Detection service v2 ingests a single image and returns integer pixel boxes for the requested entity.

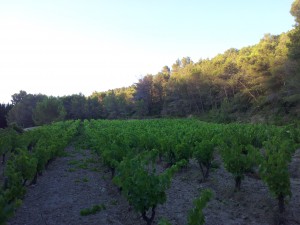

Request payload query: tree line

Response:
[1,0,299,128]
[0,92,104,128]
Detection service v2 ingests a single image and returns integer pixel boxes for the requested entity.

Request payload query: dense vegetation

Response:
[1,1,299,128]
[0,120,80,224]
[82,119,299,224]
[0,104,12,128]
[0,118,299,224]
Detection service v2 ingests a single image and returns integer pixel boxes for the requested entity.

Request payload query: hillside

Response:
[1,1,300,128]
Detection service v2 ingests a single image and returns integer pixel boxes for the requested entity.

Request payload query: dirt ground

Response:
[7,147,300,225]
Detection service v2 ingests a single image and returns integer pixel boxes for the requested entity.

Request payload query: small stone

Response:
[242,215,248,220]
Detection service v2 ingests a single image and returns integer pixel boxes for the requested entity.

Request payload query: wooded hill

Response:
[1,0,299,128]
[92,31,299,122]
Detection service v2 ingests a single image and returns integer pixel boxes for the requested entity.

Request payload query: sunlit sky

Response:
[0,0,296,103]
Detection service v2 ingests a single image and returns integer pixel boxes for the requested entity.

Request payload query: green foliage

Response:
[0,103,13,128]
[0,128,18,160]
[101,142,128,177]
[3,164,25,202]
[80,204,106,216]
[0,120,80,225]
[8,148,38,185]
[1,106,297,225]
[7,92,46,128]
[158,218,172,225]
[0,195,20,225]
[174,141,192,163]
[221,142,259,191]
[113,150,186,225]
[188,189,213,225]
[218,125,262,191]
[101,87,135,118]
[291,0,300,25]
[193,139,215,180]
[61,94,105,120]
[259,137,292,213]
[33,96,66,125]
[79,119,298,223]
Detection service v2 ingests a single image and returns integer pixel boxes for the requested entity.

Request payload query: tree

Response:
[288,0,300,60]
[11,91,27,105]
[163,76,190,116]
[171,59,181,73]
[181,56,192,67]
[102,90,119,118]
[61,94,88,120]
[0,104,13,128]
[161,65,171,76]
[7,94,46,128]
[134,75,154,116]
[33,97,66,125]
[151,72,170,115]
[86,97,104,119]
[70,94,88,120]
[288,28,300,61]
[281,0,300,116]
[100,87,134,119]
[291,0,300,25]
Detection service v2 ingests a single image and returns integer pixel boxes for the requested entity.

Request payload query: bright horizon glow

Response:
[0,0,295,103]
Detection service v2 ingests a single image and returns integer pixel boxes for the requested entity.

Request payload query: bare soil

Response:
[7,147,300,225]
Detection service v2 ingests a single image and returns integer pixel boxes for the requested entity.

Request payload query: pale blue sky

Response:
[0,0,296,103]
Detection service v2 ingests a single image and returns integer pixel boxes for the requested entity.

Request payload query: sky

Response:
[0,0,296,103]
